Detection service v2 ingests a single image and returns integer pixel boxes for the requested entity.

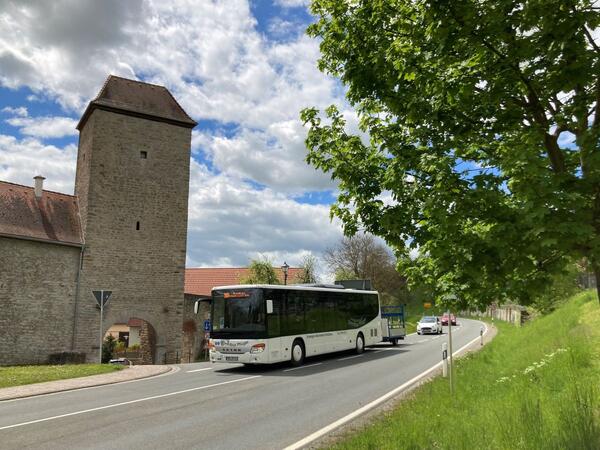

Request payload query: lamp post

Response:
[281,262,289,285]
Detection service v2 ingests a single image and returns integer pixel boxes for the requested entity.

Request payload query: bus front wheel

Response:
[291,339,305,366]
[355,333,365,354]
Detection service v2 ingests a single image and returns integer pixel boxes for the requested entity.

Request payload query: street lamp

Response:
[281,262,289,285]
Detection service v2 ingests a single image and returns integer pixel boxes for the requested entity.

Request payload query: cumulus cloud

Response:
[1,106,28,117]
[186,160,343,271]
[6,116,78,138]
[0,134,77,193]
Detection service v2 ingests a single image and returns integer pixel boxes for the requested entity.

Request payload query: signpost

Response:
[203,320,211,332]
[423,302,432,310]
[92,290,112,363]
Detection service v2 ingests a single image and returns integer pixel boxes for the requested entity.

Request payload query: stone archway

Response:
[104,317,158,365]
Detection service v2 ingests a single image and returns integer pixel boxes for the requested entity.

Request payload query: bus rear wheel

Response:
[355,333,365,354]
[291,339,305,366]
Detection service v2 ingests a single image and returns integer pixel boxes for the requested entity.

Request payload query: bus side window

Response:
[266,289,282,337]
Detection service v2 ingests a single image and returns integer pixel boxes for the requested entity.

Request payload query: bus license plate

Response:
[225,356,239,362]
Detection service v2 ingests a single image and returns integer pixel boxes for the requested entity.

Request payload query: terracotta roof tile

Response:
[184,267,305,296]
[0,181,82,246]
[77,75,197,130]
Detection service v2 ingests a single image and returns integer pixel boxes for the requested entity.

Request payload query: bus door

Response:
[266,290,283,361]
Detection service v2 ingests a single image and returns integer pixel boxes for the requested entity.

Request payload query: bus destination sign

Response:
[224,291,251,299]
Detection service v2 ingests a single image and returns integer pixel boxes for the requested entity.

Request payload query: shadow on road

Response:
[212,344,410,377]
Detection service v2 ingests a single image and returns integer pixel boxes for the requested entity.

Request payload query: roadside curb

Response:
[0,365,177,402]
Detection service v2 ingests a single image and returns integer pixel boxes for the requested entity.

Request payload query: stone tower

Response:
[73,75,196,363]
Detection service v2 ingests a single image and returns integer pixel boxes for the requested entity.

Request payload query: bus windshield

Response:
[212,288,266,336]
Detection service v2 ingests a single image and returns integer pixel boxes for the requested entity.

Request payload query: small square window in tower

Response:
[140,151,147,159]
[136,221,140,230]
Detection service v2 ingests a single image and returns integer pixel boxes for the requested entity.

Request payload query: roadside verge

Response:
[286,320,496,450]
[0,365,176,401]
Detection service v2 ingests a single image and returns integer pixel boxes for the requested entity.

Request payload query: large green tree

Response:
[302,0,600,307]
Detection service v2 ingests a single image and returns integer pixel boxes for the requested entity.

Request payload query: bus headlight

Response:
[250,343,265,353]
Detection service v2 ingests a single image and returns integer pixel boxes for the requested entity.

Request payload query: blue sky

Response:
[0,0,351,276]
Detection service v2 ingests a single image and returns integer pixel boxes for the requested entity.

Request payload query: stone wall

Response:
[0,237,81,365]
[73,109,191,363]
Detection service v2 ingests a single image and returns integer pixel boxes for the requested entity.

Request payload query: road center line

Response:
[186,368,212,373]
[0,375,261,431]
[338,354,362,361]
[284,321,489,450]
[283,363,322,372]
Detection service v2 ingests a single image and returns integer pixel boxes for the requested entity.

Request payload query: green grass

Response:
[330,290,600,450]
[0,364,123,388]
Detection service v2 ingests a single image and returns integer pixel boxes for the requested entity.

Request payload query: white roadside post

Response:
[447,309,454,394]
[480,326,484,346]
[442,342,448,377]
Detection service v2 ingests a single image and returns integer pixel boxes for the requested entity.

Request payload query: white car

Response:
[417,316,442,335]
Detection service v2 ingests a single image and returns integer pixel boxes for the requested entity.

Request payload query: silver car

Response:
[417,316,442,335]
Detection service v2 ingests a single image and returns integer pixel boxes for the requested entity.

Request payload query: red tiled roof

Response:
[184,267,305,296]
[77,75,197,130]
[0,181,82,246]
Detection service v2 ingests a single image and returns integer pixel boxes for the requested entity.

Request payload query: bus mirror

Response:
[193,300,200,315]
[266,299,273,314]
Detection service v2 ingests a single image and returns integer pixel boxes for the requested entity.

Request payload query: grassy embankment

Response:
[0,364,122,389]
[331,290,600,449]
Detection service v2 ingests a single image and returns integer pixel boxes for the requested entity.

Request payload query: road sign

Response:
[203,320,211,331]
[423,302,432,309]
[92,290,112,307]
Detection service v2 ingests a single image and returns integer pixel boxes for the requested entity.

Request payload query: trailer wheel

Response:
[391,339,398,346]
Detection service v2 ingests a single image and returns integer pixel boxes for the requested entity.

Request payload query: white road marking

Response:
[283,363,322,372]
[432,336,441,340]
[416,339,427,343]
[338,355,362,361]
[0,375,261,431]
[283,321,489,450]
[186,368,212,373]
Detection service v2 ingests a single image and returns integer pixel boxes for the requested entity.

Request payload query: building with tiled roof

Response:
[184,267,305,297]
[0,178,82,246]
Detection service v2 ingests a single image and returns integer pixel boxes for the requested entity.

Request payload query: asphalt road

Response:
[0,318,485,450]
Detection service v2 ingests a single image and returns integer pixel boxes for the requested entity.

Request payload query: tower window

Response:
[140,151,147,159]
[136,221,140,230]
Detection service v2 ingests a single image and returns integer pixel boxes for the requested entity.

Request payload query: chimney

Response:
[34,175,45,198]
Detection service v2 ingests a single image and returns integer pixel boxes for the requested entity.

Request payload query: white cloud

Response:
[1,106,28,117]
[0,134,77,193]
[6,116,78,138]
[186,160,343,274]
[274,0,310,8]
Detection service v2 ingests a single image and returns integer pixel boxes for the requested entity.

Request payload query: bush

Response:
[114,341,127,353]
[47,352,86,365]
[101,335,117,363]
[128,344,140,351]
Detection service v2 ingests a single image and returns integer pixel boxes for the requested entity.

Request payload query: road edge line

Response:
[283,320,489,450]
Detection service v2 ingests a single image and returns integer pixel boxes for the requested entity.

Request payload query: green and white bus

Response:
[209,284,381,365]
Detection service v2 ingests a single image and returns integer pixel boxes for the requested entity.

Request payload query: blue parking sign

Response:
[203,320,211,331]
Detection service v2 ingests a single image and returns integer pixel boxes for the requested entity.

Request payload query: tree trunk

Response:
[594,265,600,306]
